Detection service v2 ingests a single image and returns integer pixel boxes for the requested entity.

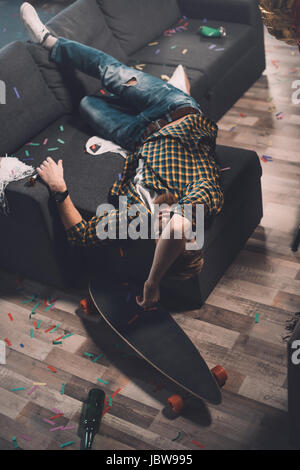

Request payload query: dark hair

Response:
[154,192,204,280]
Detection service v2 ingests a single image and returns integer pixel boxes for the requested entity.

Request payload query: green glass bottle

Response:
[198,25,226,38]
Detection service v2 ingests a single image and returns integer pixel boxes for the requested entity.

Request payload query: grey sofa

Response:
[0,0,264,309]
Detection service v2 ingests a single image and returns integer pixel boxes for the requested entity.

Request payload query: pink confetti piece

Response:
[28,385,38,395]
[19,434,31,441]
[43,138,48,145]
[43,418,55,426]
[62,425,75,431]
[52,408,62,414]
[50,426,64,432]
[220,167,231,171]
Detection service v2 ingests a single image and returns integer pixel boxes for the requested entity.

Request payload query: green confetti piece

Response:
[61,333,74,340]
[28,143,40,146]
[84,352,94,358]
[255,313,259,323]
[47,147,59,151]
[44,303,54,312]
[25,150,30,157]
[92,354,103,363]
[12,436,18,449]
[53,341,62,345]
[11,387,25,392]
[59,440,73,448]
[60,383,65,394]
[49,324,60,333]
[31,301,40,313]
[60,125,64,132]
[22,295,37,304]
[36,320,42,329]
[30,328,34,338]
[57,139,65,144]
[108,396,112,406]
[170,45,177,49]
[97,378,108,385]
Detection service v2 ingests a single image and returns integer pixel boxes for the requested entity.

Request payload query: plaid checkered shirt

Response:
[66,113,224,246]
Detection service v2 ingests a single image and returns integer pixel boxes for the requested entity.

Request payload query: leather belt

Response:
[142,106,200,140]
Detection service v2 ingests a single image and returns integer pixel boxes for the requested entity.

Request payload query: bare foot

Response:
[37,157,67,192]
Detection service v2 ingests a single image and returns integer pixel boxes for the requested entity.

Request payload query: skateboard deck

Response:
[89,276,222,405]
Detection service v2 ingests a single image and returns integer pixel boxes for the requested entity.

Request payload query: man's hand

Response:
[136,279,160,309]
[37,157,67,192]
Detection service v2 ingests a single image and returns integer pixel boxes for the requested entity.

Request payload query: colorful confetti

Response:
[12,436,18,449]
[13,87,20,99]
[92,354,103,363]
[28,385,38,395]
[97,378,108,385]
[59,441,74,448]
[11,387,25,392]
[8,313,13,321]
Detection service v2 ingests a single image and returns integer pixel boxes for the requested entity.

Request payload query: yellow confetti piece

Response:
[148,41,159,46]
[182,49,188,54]
[33,382,47,386]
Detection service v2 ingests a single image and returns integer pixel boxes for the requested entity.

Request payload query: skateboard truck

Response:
[164,365,228,418]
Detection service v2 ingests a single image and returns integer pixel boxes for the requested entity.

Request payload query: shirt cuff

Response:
[66,219,87,245]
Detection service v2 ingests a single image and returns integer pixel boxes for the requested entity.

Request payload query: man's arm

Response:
[37,157,83,230]
[136,213,191,308]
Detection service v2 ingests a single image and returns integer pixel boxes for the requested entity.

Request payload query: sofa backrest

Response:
[27,0,128,113]
[96,0,181,55]
[0,41,64,156]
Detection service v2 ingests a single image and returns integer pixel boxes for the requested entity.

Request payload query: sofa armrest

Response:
[178,0,262,28]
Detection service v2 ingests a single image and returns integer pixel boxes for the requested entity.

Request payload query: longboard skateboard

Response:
[84,275,227,416]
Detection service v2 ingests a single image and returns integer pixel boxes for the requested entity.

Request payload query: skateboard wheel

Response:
[167,394,184,414]
[211,365,228,387]
[80,297,91,315]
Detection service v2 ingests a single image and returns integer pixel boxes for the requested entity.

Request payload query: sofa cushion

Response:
[7,113,125,226]
[0,41,64,156]
[129,18,254,91]
[204,145,262,247]
[96,0,181,55]
[27,0,128,113]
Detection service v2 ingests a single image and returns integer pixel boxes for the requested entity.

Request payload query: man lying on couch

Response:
[20,2,224,308]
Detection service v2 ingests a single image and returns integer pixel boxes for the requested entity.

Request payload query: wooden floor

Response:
[1,28,300,451]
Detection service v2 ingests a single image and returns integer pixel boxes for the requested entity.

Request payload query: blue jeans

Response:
[50,37,202,151]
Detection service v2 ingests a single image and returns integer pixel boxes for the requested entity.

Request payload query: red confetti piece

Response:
[111,387,121,399]
[102,406,112,416]
[49,413,64,420]
[8,313,13,321]
[100,89,106,95]
[128,314,139,324]
[119,247,124,257]
[192,440,205,449]
[47,365,57,373]
[45,325,56,333]
[4,338,11,347]
[54,335,64,342]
